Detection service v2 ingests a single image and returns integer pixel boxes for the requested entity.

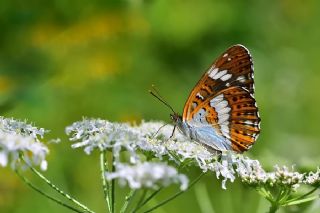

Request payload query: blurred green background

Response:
[1,0,320,212]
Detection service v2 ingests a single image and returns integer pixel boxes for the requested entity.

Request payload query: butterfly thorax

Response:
[170,113,191,138]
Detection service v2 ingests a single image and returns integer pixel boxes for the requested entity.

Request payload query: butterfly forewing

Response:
[183,45,255,121]
[180,44,260,153]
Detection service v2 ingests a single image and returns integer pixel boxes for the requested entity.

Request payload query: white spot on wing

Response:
[221,124,229,135]
[219,107,231,115]
[208,67,218,78]
[244,120,253,125]
[210,94,231,138]
[196,92,204,100]
[218,113,229,123]
[209,94,223,107]
[236,76,246,83]
[220,73,232,81]
[212,70,227,80]
[215,100,228,111]
[223,53,228,57]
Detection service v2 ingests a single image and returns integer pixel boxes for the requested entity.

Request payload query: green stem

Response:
[142,172,205,213]
[283,195,319,206]
[21,156,95,213]
[133,189,148,212]
[268,203,279,213]
[15,170,85,213]
[132,188,162,212]
[110,153,116,213]
[279,188,291,204]
[284,187,318,204]
[100,151,111,212]
[120,190,136,213]
[194,183,215,213]
[256,187,273,203]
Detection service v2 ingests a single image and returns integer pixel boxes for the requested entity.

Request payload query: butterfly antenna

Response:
[149,85,176,114]
[151,84,166,101]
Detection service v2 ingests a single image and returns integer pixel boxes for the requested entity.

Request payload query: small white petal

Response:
[0,151,8,167]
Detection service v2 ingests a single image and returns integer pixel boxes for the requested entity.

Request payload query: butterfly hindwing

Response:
[187,86,260,153]
[219,87,260,152]
[183,44,255,121]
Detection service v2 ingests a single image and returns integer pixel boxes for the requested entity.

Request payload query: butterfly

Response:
[166,44,261,153]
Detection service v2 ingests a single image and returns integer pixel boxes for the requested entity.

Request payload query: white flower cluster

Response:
[208,153,306,190]
[105,162,188,190]
[272,165,304,189]
[304,167,320,186]
[65,119,216,165]
[66,119,320,191]
[0,117,49,170]
[66,119,192,190]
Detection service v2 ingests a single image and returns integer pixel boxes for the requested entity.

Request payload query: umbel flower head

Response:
[304,167,320,187]
[65,119,216,165]
[66,118,315,190]
[105,162,188,190]
[0,117,49,170]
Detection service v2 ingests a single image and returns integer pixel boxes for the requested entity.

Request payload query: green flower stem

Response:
[267,187,284,213]
[279,188,291,204]
[100,151,111,212]
[283,195,319,206]
[256,187,273,203]
[21,156,95,213]
[268,203,279,213]
[131,188,162,212]
[194,183,215,213]
[120,189,136,213]
[15,170,84,213]
[110,153,115,213]
[134,189,148,211]
[284,187,318,204]
[142,172,206,213]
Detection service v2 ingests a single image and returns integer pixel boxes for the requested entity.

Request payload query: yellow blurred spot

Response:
[30,12,149,89]
[120,113,142,123]
[0,76,12,93]
[88,54,119,79]
[31,12,149,51]
[281,0,316,21]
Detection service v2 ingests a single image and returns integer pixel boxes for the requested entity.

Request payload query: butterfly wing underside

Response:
[182,44,260,153]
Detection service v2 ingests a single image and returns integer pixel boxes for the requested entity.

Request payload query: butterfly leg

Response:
[170,125,176,138]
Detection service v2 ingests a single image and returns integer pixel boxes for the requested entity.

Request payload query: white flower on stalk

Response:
[65,119,249,189]
[105,162,189,190]
[66,119,217,165]
[0,116,46,139]
[304,167,320,186]
[0,117,49,170]
[65,119,142,163]
[66,119,316,190]
[273,165,304,188]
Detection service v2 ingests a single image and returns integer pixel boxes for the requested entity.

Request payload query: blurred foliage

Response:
[1,0,320,212]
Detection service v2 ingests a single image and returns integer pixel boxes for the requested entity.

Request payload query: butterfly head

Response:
[170,113,182,124]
